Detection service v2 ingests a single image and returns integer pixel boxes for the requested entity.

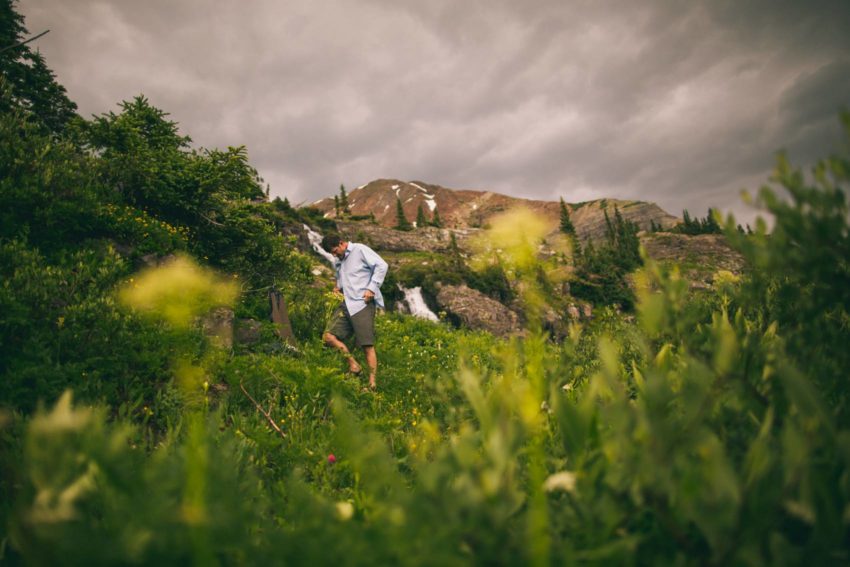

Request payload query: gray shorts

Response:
[326,302,376,347]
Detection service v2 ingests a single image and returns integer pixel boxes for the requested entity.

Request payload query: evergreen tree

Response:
[603,208,615,245]
[0,0,78,134]
[681,209,695,234]
[339,184,350,215]
[416,204,428,228]
[559,198,576,235]
[704,208,722,234]
[448,232,463,270]
[272,196,292,213]
[431,208,442,228]
[571,205,641,308]
[394,198,411,231]
[614,207,641,270]
[334,195,340,217]
[675,208,722,235]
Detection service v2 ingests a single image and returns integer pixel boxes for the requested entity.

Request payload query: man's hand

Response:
[363,289,375,303]
[333,286,342,296]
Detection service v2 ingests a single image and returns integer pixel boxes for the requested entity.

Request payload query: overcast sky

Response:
[20,0,850,224]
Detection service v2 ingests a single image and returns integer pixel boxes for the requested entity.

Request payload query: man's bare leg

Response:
[362,346,377,389]
[323,332,361,373]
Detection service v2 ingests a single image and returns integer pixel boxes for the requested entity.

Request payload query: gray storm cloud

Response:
[20,0,850,224]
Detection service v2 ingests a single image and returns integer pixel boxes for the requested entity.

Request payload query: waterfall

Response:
[400,285,439,322]
[303,224,336,264]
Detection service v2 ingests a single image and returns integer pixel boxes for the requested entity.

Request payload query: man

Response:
[321,233,388,390]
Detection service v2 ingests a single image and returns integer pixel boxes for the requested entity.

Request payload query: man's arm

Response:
[333,261,342,294]
[362,247,388,294]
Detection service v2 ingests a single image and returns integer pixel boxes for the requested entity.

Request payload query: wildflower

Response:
[335,501,354,520]
[543,471,577,493]
[327,453,337,464]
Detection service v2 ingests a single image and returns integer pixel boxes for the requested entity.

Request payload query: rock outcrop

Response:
[201,307,234,349]
[640,233,746,288]
[435,284,522,337]
[335,221,480,253]
[234,318,262,345]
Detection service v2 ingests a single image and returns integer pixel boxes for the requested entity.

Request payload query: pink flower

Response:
[327,453,337,464]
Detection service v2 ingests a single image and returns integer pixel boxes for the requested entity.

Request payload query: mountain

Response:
[307,178,679,240]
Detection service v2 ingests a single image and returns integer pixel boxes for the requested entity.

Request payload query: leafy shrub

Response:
[99,203,189,256]
[0,89,106,255]
[0,241,188,416]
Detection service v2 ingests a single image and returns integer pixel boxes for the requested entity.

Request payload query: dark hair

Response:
[321,233,343,252]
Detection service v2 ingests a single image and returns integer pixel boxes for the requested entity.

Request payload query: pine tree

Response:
[0,0,78,133]
[559,198,576,236]
[431,208,442,228]
[448,232,464,270]
[681,210,691,233]
[614,206,627,243]
[394,198,411,231]
[416,204,428,228]
[613,207,640,270]
[603,208,615,245]
[334,195,340,217]
[704,208,721,234]
[675,208,722,235]
[339,185,350,216]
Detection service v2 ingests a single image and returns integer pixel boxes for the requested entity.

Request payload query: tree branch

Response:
[199,211,225,227]
[0,30,50,55]
[239,378,287,439]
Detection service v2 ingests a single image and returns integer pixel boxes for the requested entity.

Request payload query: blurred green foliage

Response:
[6,117,847,564]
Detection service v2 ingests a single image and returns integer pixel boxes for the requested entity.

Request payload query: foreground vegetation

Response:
[2,4,850,563]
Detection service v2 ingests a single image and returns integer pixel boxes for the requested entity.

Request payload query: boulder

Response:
[235,318,262,345]
[435,284,521,337]
[201,307,234,349]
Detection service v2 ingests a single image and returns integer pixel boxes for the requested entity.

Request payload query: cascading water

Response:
[303,224,337,265]
[400,285,439,322]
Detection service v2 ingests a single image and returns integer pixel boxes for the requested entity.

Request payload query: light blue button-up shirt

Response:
[334,242,388,316]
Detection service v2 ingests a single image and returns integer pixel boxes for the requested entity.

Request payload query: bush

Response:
[0,240,194,425]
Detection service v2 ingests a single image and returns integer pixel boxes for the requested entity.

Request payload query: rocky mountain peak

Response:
[307,179,679,241]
